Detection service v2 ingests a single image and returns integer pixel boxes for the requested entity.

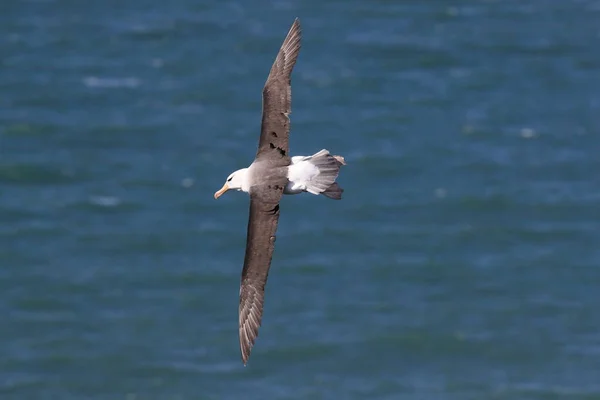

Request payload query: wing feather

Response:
[255,18,301,164]
[239,198,281,365]
[238,17,301,366]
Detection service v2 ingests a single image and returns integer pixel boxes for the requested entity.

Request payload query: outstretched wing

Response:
[239,197,281,365]
[255,18,301,165]
[238,17,301,366]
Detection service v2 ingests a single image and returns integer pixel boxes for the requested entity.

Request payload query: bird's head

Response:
[214,168,249,199]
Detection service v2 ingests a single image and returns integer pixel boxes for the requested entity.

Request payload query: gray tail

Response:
[322,182,344,200]
[304,149,346,199]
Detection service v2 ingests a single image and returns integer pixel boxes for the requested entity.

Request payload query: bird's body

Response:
[213,18,345,365]
[219,149,345,199]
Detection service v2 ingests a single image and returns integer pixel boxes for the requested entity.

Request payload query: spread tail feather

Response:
[304,149,345,198]
[322,182,343,200]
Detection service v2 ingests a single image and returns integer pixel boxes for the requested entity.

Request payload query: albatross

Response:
[214,18,346,365]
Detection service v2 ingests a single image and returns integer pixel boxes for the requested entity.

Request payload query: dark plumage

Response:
[213,18,345,366]
[238,18,302,365]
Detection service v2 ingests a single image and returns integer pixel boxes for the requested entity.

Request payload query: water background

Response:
[2,1,600,399]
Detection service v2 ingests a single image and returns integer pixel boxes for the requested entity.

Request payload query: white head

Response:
[214,168,250,199]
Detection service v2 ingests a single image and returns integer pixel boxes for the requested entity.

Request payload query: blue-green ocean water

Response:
[2,1,600,399]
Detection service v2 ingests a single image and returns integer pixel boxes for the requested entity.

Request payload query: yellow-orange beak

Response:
[214,183,229,199]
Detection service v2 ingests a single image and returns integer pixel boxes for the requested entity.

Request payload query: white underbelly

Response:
[284,157,319,195]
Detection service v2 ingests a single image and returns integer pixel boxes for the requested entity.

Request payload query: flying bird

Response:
[214,18,346,366]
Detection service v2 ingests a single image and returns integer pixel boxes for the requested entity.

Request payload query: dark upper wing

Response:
[238,18,300,366]
[255,18,301,165]
[239,197,281,365]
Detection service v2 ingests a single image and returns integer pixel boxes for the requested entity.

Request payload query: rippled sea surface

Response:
[2,1,600,399]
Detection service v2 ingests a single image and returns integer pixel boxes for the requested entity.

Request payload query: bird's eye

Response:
[227,177,232,182]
